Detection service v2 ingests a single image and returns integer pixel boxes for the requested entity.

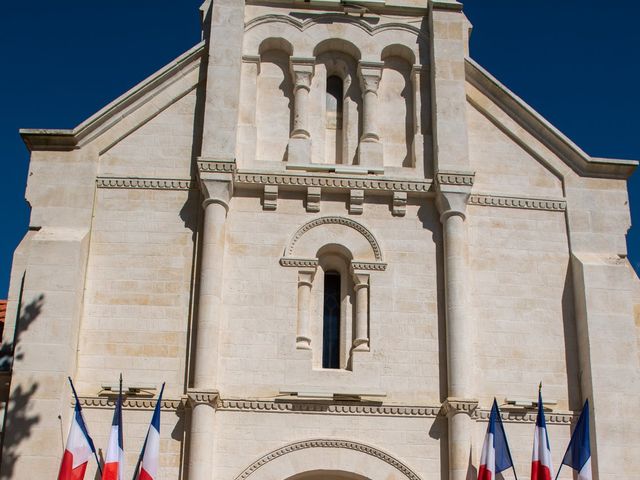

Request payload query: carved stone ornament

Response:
[440,398,479,417]
[436,171,475,187]
[77,396,185,411]
[186,390,219,407]
[216,399,575,424]
[470,194,567,212]
[197,158,237,174]
[234,439,422,480]
[358,62,384,94]
[283,216,384,262]
[96,177,196,190]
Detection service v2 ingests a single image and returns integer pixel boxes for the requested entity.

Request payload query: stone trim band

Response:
[95,176,568,212]
[75,396,576,424]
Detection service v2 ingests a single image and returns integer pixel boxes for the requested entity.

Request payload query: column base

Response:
[358,140,383,167]
[287,137,312,164]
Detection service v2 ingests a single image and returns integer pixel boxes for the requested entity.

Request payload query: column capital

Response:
[290,57,315,92]
[440,397,479,418]
[186,390,219,408]
[358,61,384,94]
[201,178,233,212]
[435,170,475,221]
[351,269,370,288]
[298,268,316,287]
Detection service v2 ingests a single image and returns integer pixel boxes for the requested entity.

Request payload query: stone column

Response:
[436,172,476,480]
[187,392,218,480]
[288,57,315,164]
[357,61,384,167]
[352,270,370,351]
[296,268,316,349]
[188,175,232,480]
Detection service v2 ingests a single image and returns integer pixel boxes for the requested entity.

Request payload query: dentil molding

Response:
[469,193,567,212]
[96,177,196,190]
[234,439,422,480]
[77,396,184,411]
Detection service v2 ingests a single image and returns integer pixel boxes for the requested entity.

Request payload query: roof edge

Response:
[20,40,207,152]
[465,57,638,180]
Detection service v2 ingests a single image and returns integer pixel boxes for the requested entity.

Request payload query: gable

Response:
[467,101,563,199]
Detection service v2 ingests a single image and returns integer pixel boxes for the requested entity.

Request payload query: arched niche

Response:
[256,38,294,163]
[280,216,385,268]
[233,439,422,480]
[379,46,416,168]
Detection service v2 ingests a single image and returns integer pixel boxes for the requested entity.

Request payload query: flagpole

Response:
[495,399,518,480]
[131,382,165,480]
[68,377,103,476]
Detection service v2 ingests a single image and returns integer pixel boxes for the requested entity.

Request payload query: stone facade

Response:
[2,1,639,480]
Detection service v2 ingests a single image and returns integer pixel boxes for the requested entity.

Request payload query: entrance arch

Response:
[234,439,421,480]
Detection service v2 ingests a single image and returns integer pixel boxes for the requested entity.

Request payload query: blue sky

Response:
[0,1,638,298]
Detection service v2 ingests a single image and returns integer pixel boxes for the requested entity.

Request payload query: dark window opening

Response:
[322,271,341,369]
[326,76,343,130]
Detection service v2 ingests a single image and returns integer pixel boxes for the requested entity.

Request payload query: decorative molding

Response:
[349,189,365,214]
[436,172,475,187]
[219,399,438,417]
[77,396,184,411]
[96,177,196,190]
[198,159,237,174]
[245,14,426,40]
[474,408,576,425]
[263,185,278,211]
[186,390,219,407]
[216,399,575,424]
[392,191,408,217]
[234,439,422,480]
[235,172,432,194]
[351,261,387,271]
[280,258,319,268]
[440,398,479,417]
[469,194,567,212]
[284,216,384,263]
[306,186,321,213]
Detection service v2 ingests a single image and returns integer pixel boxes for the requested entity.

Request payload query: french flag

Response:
[136,383,165,480]
[102,393,125,480]
[531,389,554,480]
[58,401,98,480]
[560,399,592,480]
[478,399,515,480]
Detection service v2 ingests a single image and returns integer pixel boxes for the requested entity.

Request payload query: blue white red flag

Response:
[137,383,165,480]
[102,393,125,480]
[58,401,98,480]
[561,399,592,480]
[478,399,515,480]
[531,389,554,480]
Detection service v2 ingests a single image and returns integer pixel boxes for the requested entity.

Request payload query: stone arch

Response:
[282,216,384,265]
[259,37,294,57]
[234,439,422,480]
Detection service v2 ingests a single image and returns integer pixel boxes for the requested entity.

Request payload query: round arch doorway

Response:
[287,470,369,480]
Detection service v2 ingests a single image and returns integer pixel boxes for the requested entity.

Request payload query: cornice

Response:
[465,58,637,180]
[469,194,567,212]
[235,171,433,194]
[219,399,439,417]
[96,177,196,191]
[474,408,575,425]
[198,159,237,174]
[77,396,184,411]
[436,172,475,187]
[280,258,320,268]
[21,42,206,152]
[94,175,568,214]
[216,399,575,424]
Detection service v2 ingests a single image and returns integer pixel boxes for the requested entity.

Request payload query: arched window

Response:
[322,271,341,369]
[326,75,344,164]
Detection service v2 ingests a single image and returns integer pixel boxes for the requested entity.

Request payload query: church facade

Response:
[2,1,639,479]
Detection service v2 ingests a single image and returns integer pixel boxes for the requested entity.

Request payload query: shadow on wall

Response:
[0,292,44,478]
